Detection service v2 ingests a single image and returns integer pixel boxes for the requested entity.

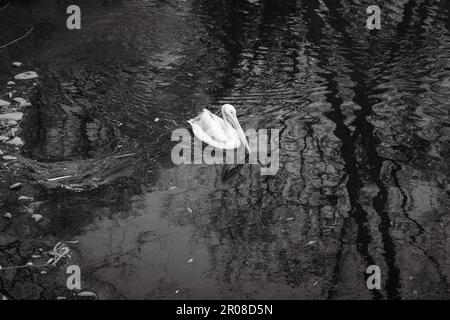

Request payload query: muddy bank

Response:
[0,61,155,299]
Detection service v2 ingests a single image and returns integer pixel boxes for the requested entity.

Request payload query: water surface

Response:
[0,0,449,299]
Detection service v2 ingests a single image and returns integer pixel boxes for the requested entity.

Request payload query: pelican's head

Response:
[221,104,251,153]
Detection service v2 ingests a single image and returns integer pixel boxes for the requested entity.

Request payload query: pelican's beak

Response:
[228,114,251,153]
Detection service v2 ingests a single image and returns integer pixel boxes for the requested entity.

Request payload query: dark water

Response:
[0,0,449,299]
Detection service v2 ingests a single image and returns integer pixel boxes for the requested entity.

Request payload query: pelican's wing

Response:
[188,109,240,149]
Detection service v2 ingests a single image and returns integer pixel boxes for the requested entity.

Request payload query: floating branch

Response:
[0,1,11,13]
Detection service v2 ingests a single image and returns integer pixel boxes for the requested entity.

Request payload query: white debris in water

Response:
[56,296,67,300]
[154,118,159,122]
[40,270,47,274]
[12,62,22,67]
[13,97,31,107]
[46,175,73,182]
[9,182,22,190]
[169,186,176,190]
[7,81,15,86]
[0,112,23,121]
[175,290,180,294]
[113,153,135,159]
[31,254,41,259]
[14,71,38,80]
[31,214,43,223]
[26,262,33,266]
[187,258,194,263]
[0,99,10,107]
[6,137,24,147]
[306,240,317,246]
[3,213,12,219]
[286,217,294,221]
[187,208,192,213]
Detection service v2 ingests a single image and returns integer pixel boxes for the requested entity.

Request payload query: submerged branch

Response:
[0,26,34,50]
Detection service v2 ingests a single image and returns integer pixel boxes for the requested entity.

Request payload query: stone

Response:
[6,137,24,146]
[0,112,23,121]
[0,99,10,107]
[2,155,17,160]
[31,214,43,223]
[8,127,18,137]
[18,196,34,202]
[12,62,22,67]
[77,291,97,299]
[13,97,31,107]
[14,71,38,80]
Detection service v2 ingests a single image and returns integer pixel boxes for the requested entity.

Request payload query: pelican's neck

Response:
[222,109,233,130]
[221,108,226,122]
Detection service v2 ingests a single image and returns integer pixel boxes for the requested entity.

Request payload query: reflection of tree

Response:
[191,0,450,299]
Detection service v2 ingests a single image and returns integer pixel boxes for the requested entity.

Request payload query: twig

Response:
[0,263,48,271]
[64,94,75,105]
[47,175,73,182]
[0,26,34,50]
[113,153,136,159]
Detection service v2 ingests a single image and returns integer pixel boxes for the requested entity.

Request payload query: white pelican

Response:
[188,104,250,152]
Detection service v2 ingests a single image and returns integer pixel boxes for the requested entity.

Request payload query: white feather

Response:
[188,108,243,150]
